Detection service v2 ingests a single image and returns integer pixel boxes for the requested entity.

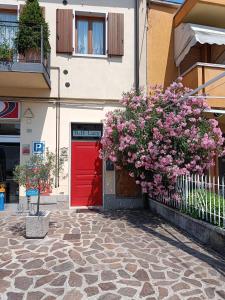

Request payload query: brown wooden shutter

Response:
[56,9,73,54]
[108,13,124,56]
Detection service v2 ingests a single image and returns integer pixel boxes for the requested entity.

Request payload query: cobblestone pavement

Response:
[0,209,225,300]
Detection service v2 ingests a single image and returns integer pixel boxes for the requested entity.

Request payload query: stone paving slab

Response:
[0,210,225,299]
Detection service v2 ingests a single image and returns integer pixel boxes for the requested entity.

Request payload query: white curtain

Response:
[92,21,104,55]
[77,20,88,54]
[0,12,17,48]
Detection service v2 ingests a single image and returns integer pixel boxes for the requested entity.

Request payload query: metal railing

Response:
[154,174,225,228]
[0,21,50,75]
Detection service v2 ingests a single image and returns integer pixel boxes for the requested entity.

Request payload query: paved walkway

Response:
[0,210,225,300]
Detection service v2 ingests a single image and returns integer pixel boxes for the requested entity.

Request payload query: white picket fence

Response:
[157,174,225,228]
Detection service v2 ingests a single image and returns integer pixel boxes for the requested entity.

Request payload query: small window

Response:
[0,10,17,49]
[71,123,102,141]
[75,16,105,55]
[0,10,17,23]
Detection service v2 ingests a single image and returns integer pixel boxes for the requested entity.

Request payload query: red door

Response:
[71,141,103,206]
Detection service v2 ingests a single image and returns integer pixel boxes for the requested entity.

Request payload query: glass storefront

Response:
[0,143,20,203]
[0,120,20,204]
[0,123,20,135]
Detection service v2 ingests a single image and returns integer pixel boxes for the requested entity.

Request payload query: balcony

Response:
[0,21,50,90]
[174,0,225,29]
[182,62,225,108]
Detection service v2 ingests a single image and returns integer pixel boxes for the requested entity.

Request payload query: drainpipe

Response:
[50,66,61,188]
[135,0,139,92]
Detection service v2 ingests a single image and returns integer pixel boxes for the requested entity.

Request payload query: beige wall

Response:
[20,101,119,198]
[0,0,140,100]
[147,3,178,88]
[0,0,148,99]
[0,0,148,202]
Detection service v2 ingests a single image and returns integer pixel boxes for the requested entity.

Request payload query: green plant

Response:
[183,189,225,227]
[101,79,224,199]
[0,41,13,61]
[14,149,67,216]
[15,0,50,58]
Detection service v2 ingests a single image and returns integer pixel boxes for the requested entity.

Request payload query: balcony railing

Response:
[0,21,50,77]
[181,62,225,108]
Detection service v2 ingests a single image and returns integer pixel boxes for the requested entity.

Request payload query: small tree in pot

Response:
[15,0,50,62]
[14,149,67,238]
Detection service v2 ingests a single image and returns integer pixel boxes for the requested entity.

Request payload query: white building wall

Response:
[19,0,136,100]
[0,0,147,206]
[20,101,119,200]
[0,0,148,99]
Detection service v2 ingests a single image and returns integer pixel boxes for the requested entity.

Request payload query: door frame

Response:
[69,122,104,209]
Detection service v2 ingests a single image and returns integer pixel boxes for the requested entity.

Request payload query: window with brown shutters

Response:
[108,13,124,56]
[56,9,73,54]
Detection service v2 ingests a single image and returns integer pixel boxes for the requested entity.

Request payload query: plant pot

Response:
[26,211,50,238]
[24,48,41,63]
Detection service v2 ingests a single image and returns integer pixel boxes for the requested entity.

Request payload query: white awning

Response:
[174,23,225,67]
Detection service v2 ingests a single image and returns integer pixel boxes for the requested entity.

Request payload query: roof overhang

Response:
[175,23,225,66]
[174,0,225,29]
[148,0,180,8]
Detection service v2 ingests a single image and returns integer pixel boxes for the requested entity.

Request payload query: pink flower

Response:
[100,81,224,201]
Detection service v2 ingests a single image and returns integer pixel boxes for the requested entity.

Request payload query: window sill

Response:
[72,53,108,59]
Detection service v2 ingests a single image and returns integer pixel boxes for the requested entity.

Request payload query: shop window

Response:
[0,123,20,135]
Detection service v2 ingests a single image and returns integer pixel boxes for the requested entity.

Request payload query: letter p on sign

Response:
[33,141,45,154]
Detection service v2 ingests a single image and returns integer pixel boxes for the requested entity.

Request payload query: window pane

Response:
[92,21,104,55]
[0,123,20,135]
[0,12,17,23]
[0,13,17,48]
[77,20,88,54]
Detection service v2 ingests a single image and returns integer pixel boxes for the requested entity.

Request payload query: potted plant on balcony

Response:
[15,0,50,63]
[14,149,67,238]
[0,40,13,62]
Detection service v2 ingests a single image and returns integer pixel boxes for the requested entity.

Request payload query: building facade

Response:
[147,0,225,178]
[3,0,224,209]
[0,0,147,208]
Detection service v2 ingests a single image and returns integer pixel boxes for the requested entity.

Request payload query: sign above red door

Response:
[0,101,20,119]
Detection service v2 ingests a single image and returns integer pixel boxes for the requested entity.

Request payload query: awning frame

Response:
[175,23,225,67]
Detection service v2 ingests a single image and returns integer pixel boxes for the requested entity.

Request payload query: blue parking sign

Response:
[33,141,45,154]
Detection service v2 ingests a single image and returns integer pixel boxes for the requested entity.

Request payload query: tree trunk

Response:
[143,193,149,209]
[36,185,41,216]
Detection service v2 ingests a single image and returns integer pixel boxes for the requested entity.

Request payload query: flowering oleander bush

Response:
[100,79,224,200]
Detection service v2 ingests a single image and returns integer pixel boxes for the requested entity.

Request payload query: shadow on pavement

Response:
[97,209,225,277]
